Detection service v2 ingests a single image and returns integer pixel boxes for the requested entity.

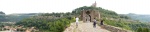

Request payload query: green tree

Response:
[137,27,149,32]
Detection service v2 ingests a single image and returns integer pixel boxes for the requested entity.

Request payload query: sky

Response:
[0,0,150,15]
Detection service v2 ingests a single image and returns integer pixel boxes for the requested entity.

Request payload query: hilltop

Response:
[72,6,130,19]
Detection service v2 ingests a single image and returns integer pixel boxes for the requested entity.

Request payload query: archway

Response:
[86,11,91,22]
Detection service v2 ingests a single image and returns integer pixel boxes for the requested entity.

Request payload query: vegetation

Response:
[0,22,14,31]
[0,11,6,22]
[103,16,150,32]
[126,13,150,22]
[72,6,150,32]
[6,15,32,22]
[16,15,75,32]
[72,6,130,19]
[14,6,150,32]
[0,13,38,22]
[137,27,150,32]
[41,12,72,17]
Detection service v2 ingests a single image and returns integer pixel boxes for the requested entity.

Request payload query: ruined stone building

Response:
[80,1,101,22]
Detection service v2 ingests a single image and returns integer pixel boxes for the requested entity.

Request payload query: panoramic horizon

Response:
[1,0,150,32]
[0,0,150,15]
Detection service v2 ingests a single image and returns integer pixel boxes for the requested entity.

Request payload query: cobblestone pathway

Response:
[64,21,110,32]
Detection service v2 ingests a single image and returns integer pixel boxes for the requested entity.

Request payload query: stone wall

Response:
[100,24,131,32]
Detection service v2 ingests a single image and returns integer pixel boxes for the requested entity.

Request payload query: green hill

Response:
[72,6,130,19]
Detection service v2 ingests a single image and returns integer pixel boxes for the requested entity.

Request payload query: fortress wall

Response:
[100,24,131,32]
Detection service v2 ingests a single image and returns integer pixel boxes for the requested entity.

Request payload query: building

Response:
[80,1,101,22]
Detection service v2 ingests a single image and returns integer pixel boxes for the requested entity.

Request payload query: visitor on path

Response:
[100,20,104,25]
[93,18,97,28]
[76,17,79,28]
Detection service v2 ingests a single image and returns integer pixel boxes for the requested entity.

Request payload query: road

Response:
[64,21,110,32]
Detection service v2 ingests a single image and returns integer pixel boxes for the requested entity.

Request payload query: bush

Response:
[137,27,150,32]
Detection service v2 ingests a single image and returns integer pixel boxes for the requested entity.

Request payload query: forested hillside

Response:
[16,13,75,32]
[125,13,150,22]
[0,13,39,22]
[6,13,39,22]
[0,11,6,22]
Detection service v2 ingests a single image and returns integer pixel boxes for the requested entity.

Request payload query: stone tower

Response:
[81,1,101,22]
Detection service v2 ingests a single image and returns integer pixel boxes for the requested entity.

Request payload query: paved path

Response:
[64,21,110,32]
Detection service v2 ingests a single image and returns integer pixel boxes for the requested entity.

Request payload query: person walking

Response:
[76,17,79,28]
[93,18,97,28]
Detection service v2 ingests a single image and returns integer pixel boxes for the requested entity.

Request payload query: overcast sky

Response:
[0,0,150,15]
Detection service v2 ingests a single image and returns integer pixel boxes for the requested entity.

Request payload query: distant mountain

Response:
[0,13,42,22]
[0,11,6,22]
[6,13,42,22]
[125,13,150,22]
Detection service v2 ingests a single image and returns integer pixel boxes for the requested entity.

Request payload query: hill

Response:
[72,6,130,19]
[0,11,6,22]
[6,13,40,22]
[0,13,41,22]
[125,13,150,22]
[15,6,150,32]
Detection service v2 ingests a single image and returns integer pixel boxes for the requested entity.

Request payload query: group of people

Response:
[93,18,104,28]
[75,17,104,28]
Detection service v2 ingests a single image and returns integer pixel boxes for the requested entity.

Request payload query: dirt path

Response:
[64,21,110,32]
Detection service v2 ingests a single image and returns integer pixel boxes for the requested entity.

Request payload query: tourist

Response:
[93,18,96,28]
[76,17,79,28]
[100,20,104,25]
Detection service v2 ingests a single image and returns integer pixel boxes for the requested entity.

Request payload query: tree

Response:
[137,27,150,32]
